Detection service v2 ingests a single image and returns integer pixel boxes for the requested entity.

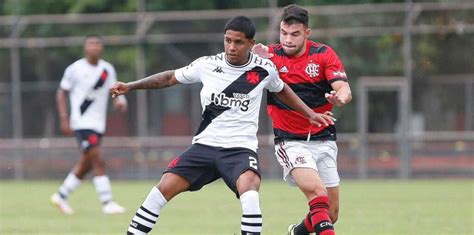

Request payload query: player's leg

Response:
[127,172,190,235]
[327,186,339,223]
[237,170,262,235]
[88,145,125,214]
[291,168,334,235]
[218,149,262,235]
[276,141,335,235]
[50,130,94,214]
[314,141,340,226]
[127,143,218,234]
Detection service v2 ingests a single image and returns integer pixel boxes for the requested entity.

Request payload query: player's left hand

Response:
[325,90,346,107]
[308,112,336,127]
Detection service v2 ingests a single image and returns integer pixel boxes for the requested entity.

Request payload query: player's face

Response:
[83,37,103,59]
[224,30,255,65]
[280,22,310,57]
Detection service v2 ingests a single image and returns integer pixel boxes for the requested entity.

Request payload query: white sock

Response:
[240,190,262,234]
[58,173,81,199]
[127,187,167,235]
[93,175,113,205]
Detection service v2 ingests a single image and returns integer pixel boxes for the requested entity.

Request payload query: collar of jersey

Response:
[224,52,253,68]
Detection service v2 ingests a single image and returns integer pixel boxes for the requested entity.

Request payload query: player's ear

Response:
[305,28,311,39]
[250,39,256,46]
[248,39,256,49]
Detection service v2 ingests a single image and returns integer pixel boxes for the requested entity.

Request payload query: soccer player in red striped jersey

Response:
[253,4,352,235]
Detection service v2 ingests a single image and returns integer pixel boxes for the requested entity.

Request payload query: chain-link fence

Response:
[0,2,473,179]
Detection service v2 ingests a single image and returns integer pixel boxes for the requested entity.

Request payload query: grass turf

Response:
[0,180,472,234]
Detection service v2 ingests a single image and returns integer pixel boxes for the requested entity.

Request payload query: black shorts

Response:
[74,129,103,152]
[164,143,261,198]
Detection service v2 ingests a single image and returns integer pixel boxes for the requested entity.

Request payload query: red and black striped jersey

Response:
[267,40,348,142]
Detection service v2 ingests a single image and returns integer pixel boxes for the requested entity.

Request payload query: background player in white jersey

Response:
[50,35,128,215]
[111,16,335,235]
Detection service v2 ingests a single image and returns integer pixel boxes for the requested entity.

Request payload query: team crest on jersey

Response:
[246,71,260,84]
[305,63,319,78]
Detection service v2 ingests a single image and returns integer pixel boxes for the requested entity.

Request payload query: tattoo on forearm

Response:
[130,71,174,90]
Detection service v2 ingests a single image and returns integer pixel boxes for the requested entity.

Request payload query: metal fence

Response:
[0,2,473,179]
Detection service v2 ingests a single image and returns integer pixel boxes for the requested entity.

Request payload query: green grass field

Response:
[0,180,472,235]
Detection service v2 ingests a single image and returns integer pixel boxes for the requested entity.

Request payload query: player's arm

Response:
[56,88,72,135]
[274,84,335,127]
[110,70,179,98]
[324,47,352,107]
[326,80,352,107]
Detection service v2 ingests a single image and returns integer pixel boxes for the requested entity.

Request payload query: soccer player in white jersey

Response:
[111,16,335,235]
[50,35,128,215]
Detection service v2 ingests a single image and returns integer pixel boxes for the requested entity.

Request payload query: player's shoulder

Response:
[307,40,337,55]
[251,53,277,71]
[189,52,225,67]
[64,58,86,73]
[99,59,115,70]
[268,43,286,57]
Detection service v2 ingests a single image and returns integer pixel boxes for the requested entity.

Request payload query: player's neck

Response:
[86,57,100,65]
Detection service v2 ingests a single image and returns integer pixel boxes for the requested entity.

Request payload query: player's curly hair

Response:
[281,4,309,27]
[224,16,256,39]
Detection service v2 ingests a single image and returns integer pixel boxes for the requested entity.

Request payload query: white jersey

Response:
[59,58,117,133]
[175,52,284,152]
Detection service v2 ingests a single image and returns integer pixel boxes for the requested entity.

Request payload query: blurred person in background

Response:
[253,4,352,235]
[50,35,128,215]
[111,16,335,235]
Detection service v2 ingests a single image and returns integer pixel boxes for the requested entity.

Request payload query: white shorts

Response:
[275,140,340,187]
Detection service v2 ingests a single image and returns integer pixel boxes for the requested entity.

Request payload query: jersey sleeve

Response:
[106,65,118,88]
[265,67,285,93]
[59,66,74,91]
[324,47,348,84]
[174,57,203,84]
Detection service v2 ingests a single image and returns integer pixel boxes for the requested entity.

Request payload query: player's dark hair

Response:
[281,4,309,27]
[84,34,103,43]
[224,16,256,39]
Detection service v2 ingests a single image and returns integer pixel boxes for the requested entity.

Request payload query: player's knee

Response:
[237,170,260,193]
[157,173,190,201]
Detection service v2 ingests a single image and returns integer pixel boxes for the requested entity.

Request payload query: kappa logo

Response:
[212,66,224,73]
[332,71,347,78]
[279,66,289,73]
[305,63,319,77]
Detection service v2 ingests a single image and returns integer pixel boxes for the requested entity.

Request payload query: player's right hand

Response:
[308,112,336,127]
[252,43,274,59]
[110,82,130,98]
[60,120,72,136]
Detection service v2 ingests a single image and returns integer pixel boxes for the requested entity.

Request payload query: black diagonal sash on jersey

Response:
[195,66,269,135]
[80,69,108,115]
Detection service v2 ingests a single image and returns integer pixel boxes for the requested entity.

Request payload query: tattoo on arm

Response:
[129,70,176,90]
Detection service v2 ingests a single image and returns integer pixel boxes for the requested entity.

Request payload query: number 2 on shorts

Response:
[249,156,258,170]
